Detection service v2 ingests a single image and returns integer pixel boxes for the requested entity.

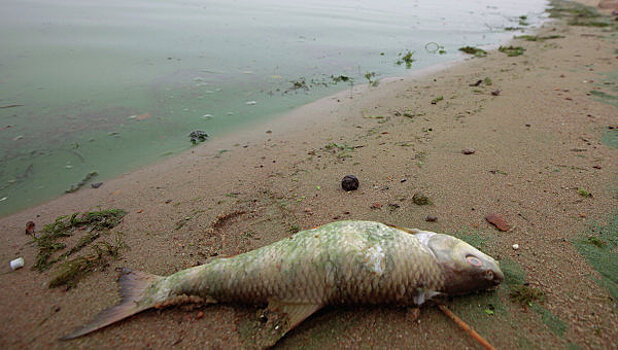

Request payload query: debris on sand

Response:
[10,257,25,270]
[33,209,126,271]
[509,284,545,305]
[341,175,359,191]
[25,221,36,235]
[459,46,488,57]
[498,46,525,57]
[462,148,476,155]
[189,130,209,144]
[485,213,511,231]
[425,215,438,222]
[412,193,432,205]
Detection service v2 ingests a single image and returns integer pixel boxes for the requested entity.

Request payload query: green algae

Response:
[458,46,488,57]
[48,236,125,289]
[529,303,567,337]
[498,257,567,338]
[601,128,618,149]
[574,214,618,301]
[548,0,615,28]
[33,209,126,271]
[590,90,618,108]
[499,46,526,57]
[396,50,415,68]
[514,35,564,41]
[509,285,545,306]
[454,230,489,251]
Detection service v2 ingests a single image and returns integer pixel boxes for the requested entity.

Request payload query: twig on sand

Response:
[438,304,496,350]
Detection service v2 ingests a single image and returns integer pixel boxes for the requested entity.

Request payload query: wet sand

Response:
[1,1,616,349]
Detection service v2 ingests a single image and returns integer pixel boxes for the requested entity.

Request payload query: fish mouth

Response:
[484,267,504,286]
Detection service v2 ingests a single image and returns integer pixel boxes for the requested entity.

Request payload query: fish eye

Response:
[466,255,482,267]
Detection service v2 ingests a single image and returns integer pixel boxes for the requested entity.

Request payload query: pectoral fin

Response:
[267,300,322,334]
[239,301,322,349]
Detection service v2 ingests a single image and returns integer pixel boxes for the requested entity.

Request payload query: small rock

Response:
[485,213,511,231]
[245,101,257,105]
[196,311,204,319]
[525,124,531,127]
[512,244,519,250]
[425,215,438,222]
[592,165,602,170]
[370,202,382,209]
[491,89,501,96]
[341,175,359,191]
[462,148,476,155]
[91,182,103,189]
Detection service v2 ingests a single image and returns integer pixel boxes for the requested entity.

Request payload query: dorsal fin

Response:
[385,223,421,234]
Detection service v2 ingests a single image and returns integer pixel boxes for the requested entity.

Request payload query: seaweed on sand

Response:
[33,209,126,271]
[48,237,125,289]
[459,46,488,57]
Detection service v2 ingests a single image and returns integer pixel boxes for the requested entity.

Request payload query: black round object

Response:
[341,175,359,191]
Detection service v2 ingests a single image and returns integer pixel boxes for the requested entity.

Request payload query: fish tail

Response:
[60,268,164,340]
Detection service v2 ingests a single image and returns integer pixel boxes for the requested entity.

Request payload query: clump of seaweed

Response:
[396,50,415,68]
[48,237,125,289]
[33,209,126,271]
[458,46,488,57]
[515,35,564,42]
[412,192,432,205]
[509,284,545,306]
[577,188,592,198]
[499,46,526,57]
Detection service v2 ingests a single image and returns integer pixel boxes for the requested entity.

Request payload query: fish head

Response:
[425,233,504,295]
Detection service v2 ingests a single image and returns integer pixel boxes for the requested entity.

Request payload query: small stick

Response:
[438,304,496,350]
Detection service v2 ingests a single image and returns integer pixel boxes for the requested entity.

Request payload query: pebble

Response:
[462,148,476,155]
[341,175,359,191]
[425,215,438,222]
[245,101,257,105]
[512,244,519,250]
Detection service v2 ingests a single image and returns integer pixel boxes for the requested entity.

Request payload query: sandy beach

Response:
[1,1,616,349]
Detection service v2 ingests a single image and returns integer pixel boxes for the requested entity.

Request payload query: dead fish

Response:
[61,221,503,341]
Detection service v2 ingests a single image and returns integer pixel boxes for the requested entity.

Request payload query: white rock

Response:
[245,101,257,105]
[512,244,519,250]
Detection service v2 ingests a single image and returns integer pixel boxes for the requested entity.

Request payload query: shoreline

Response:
[1,1,617,349]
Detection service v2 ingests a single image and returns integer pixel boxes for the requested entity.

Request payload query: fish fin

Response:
[60,268,164,340]
[385,223,420,235]
[268,300,322,334]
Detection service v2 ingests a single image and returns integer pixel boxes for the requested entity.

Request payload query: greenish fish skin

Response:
[156,220,502,306]
[61,220,504,340]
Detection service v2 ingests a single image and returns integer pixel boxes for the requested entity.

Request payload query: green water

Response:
[0,0,548,216]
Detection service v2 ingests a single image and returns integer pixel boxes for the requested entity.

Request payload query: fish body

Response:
[62,221,503,341]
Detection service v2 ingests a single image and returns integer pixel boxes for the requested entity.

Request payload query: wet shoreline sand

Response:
[1,1,617,349]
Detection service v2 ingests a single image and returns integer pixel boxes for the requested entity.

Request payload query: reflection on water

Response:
[0,0,547,216]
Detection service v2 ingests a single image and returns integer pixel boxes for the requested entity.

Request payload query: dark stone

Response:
[189,130,209,144]
[91,182,103,189]
[341,175,359,191]
[425,215,438,222]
